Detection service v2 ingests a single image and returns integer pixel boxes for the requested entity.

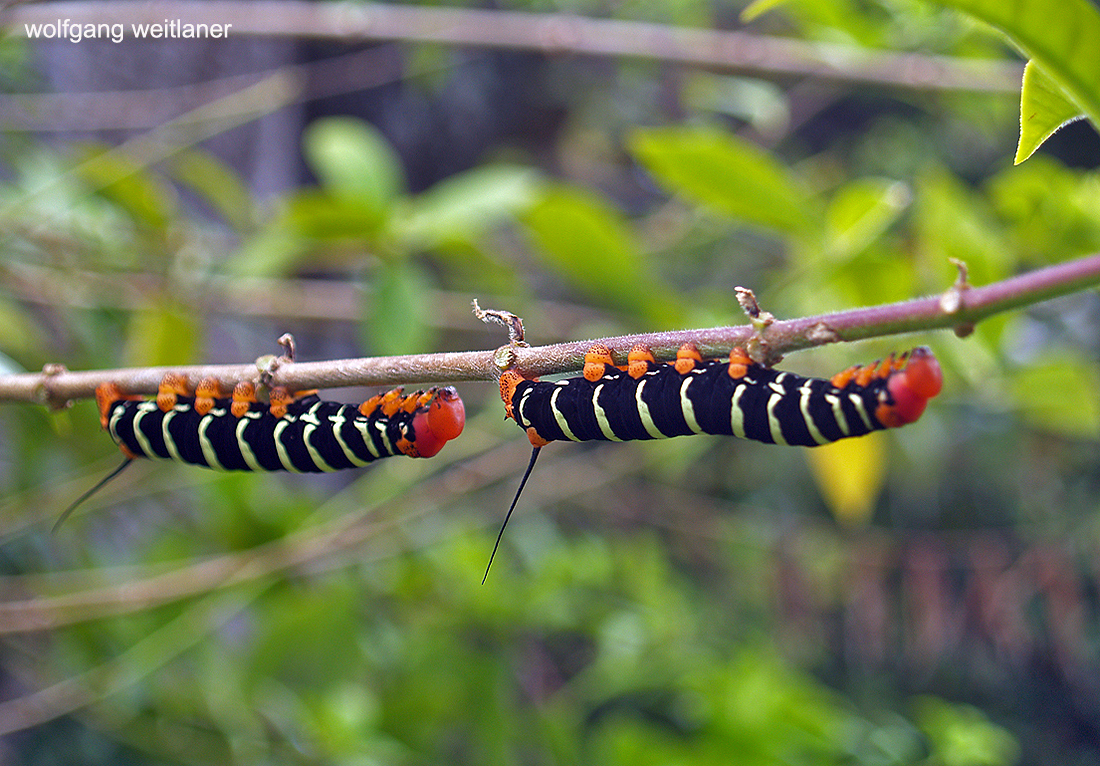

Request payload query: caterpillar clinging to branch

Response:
[485,342,942,579]
[98,376,465,471]
[57,374,465,528]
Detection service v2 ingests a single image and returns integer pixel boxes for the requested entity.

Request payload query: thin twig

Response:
[0,44,415,132]
[472,298,526,345]
[0,263,609,335]
[0,433,622,636]
[0,584,269,736]
[3,1,1023,94]
[1,253,1099,407]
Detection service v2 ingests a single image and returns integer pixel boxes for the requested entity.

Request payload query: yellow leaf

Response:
[806,432,887,527]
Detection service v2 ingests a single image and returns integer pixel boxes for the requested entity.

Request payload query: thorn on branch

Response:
[735,286,778,365]
[39,363,71,411]
[808,322,841,344]
[256,334,297,391]
[472,299,526,346]
[277,333,297,362]
[940,258,975,337]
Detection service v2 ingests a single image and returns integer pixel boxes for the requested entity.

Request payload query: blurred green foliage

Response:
[1,0,1099,765]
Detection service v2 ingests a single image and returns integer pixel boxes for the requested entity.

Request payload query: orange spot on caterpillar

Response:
[95,382,139,429]
[674,343,702,374]
[830,366,857,388]
[380,388,405,417]
[194,378,224,416]
[728,348,751,380]
[231,381,256,418]
[875,356,895,379]
[268,386,293,418]
[157,373,189,412]
[359,393,384,418]
[499,370,528,420]
[525,427,551,448]
[400,392,422,414]
[855,362,878,388]
[584,344,614,382]
[627,344,655,379]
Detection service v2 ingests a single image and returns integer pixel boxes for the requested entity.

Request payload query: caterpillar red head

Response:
[397,386,466,458]
[876,346,943,428]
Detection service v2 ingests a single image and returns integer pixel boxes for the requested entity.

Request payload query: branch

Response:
[1,253,1099,408]
[4,1,1023,95]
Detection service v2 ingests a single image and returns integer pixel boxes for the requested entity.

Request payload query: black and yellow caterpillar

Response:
[96,375,466,471]
[57,375,465,529]
[484,342,942,578]
[500,343,941,448]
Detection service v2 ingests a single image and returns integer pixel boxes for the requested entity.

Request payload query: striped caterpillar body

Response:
[97,374,466,472]
[56,375,465,530]
[483,342,942,580]
[500,343,942,448]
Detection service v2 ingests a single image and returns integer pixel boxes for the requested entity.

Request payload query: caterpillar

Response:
[98,375,466,470]
[57,374,465,528]
[484,342,942,579]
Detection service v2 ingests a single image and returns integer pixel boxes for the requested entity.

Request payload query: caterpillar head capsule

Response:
[403,386,466,458]
[877,347,943,428]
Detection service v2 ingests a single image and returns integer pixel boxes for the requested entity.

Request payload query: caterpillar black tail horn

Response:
[483,446,541,583]
[53,458,133,533]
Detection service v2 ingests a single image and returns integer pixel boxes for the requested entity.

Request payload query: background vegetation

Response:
[1,0,1099,764]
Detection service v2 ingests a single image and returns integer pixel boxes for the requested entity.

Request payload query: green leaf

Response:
[927,0,1100,153]
[302,117,406,212]
[224,228,308,277]
[393,165,540,250]
[914,168,1013,288]
[915,696,1020,766]
[282,191,388,241]
[75,145,176,233]
[1016,61,1086,164]
[248,582,360,688]
[987,156,1100,258]
[225,188,391,277]
[1010,356,1100,439]
[0,348,23,376]
[521,186,645,294]
[0,297,44,358]
[824,177,910,259]
[167,148,254,231]
[740,0,790,23]
[627,126,815,234]
[123,304,201,368]
[361,260,435,356]
[522,187,683,326]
